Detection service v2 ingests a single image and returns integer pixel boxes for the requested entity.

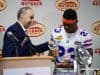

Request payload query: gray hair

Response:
[17,7,32,20]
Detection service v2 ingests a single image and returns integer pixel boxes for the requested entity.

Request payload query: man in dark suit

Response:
[2,7,49,57]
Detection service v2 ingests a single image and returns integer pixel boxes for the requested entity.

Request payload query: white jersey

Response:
[49,26,92,63]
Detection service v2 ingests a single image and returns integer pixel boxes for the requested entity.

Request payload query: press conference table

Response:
[0,56,54,75]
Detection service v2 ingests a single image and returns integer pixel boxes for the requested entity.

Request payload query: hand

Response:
[56,60,74,68]
[49,50,59,57]
[38,53,44,56]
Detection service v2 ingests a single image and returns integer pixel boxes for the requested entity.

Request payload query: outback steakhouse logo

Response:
[21,0,42,6]
[92,21,100,35]
[0,0,7,11]
[56,0,80,11]
[26,23,45,37]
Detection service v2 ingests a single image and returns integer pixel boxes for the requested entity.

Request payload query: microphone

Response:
[21,36,27,46]
[21,36,38,55]
[7,32,19,42]
[7,31,19,56]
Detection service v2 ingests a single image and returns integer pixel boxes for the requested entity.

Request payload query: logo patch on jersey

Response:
[80,30,88,37]
[55,35,63,41]
[54,28,61,33]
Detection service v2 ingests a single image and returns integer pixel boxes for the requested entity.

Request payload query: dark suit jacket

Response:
[2,22,49,57]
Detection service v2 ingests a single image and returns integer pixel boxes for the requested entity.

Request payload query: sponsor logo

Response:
[54,28,61,33]
[56,0,80,11]
[55,35,63,41]
[0,0,7,11]
[0,24,5,32]
[80,30,88,37]
[92,0,100,7]
[92,21,100,35]
[21,0,42,6]
[26,22,45,37]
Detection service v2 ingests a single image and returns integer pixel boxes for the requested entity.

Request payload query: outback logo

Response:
[0,0,7,11]
[55,0,80,11]
[92,21,100,35]
[0,24,5,32]
[21,0,42,6]
[26,23,45,37]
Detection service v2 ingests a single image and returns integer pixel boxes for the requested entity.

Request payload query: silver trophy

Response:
[75,41,92,65]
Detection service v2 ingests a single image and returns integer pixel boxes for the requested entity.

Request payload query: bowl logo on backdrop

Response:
[92,21,100,35]
[56,0,80,11]
[26,22,45,37]
[0,0,7,11]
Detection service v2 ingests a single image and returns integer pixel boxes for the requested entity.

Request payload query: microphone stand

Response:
[53,57,57,75]
[12,38,19,57]
[15,43,19,57]
[24,35,38,56]
[28,43,37,56]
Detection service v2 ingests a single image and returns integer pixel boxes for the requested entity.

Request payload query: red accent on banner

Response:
[21,0,42,6]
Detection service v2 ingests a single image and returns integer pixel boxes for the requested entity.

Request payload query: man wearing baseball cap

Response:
[49,9,93,75]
